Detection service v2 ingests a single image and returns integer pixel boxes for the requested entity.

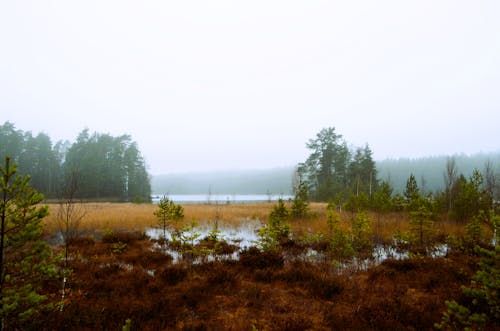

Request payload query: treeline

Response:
[377,153,500,194]
[0,122,151,201]
[297,127,377,201]
[297,127,499,221]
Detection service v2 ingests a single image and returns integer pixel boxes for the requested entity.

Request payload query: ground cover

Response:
[35,202,496,330]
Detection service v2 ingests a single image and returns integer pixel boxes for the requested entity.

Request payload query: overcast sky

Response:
[1,1,499,174]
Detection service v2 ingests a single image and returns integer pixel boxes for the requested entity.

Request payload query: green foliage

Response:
[492,212,499,246]
[326,204,354,263]
[372,181,393,213]
[348,144,377,197]
[122,318,132,331]
[326,203,341,236]
[465,212,485,247]
[436,245,500,330]
[330,230,355,265]
[344,192,370,214]
[65,130,151,201]
[169,220,202,260]
[391,193,406,212]
[451,170,490,223]
[409,203,434,248]
[0,122,152,201]
[154,196,184,241]
[0,122,61,197]
[350,211,372,253]
[376,153,500,195]
[0,157,58,328]
[291,181,309,218]
[298,127,376,201]
[404,174,420,211]
[258,199,290,250]
[111,242,128,254]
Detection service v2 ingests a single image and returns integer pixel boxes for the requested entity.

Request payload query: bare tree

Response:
[56,168,86,311]
[57,169,86,266]
[484,160,497,201]
[444,157,458,212]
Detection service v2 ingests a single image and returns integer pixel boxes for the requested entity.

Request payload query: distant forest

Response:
[378,153,500,194]
[0,122,151,201]
[2,121,498,200]
[152,153,500,198]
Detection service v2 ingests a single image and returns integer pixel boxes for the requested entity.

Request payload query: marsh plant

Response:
[326,204,354,265]
[154,195,184,243]
[258,198,291,251]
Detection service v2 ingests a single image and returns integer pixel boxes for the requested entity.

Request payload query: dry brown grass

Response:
[43,202,470,242]
[43,202,276,236]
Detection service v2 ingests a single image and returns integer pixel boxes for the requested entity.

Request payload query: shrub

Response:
[239,247,284,270]
[158,265,188,285]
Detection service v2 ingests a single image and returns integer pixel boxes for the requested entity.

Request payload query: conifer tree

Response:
[409,203,434,248]
[0,157,57,329]
[404,174,420,211]
[291,180,309,218]
[154,196,184,241]
[258,199,291,250]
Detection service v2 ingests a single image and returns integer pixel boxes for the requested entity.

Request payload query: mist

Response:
[1,1,499,174]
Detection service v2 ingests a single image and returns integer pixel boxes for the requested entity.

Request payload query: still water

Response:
[151,194,293,204]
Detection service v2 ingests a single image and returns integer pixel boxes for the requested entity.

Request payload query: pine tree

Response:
[154,196,184,241]
[409,203,434,248]
[404,174,420,211]
[291,181,309,218]
[436,246,500,330]
[258,199,291,250]
[0,157,57,329]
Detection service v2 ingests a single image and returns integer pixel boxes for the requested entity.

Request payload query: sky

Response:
[1,1,499,174]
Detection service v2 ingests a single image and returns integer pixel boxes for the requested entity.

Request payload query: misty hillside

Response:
[153,152,500,195]
[152,167,295,195]
[377,152,500,194]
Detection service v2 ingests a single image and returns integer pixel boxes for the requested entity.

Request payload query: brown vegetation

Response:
[35,232,479,330]
[35,203,494,330]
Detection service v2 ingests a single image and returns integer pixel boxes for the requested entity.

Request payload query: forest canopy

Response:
[0,121,151,201]
[297,127,377,201]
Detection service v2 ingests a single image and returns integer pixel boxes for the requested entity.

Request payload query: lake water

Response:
[146,221,263,263]
[151,194,293,204]
[146,222,450,266]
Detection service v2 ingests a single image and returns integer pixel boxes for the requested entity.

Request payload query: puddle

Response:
[146,221,262,263]
[146,222,450,268]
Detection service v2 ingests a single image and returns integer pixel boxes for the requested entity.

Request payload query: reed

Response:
[43,202,276,235]
[43,202,471,242]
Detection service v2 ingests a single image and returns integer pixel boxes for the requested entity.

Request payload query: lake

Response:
[151,194,293,204]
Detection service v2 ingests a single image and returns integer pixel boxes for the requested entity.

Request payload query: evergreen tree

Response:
[372,181,393,238]
[0,122,24,164]
[0,122,152,201]
[258,199,291,250]
[326,204,354,264]
[409,203,434,248]
[348,144,377,197]
[291,180,309,218]
[451,170,489,223]
[299,127,350,201]
[404,174,420,211]
[154,196,184,241]
[0,157,57,328]
[437,246,500,330]
[350,211,372,254]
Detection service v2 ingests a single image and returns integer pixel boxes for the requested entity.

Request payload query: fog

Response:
[1,1,499,174]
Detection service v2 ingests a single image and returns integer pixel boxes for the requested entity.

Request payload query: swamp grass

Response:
[36,201,497,330]
[43,202,473,244]
[40,231,483,330]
